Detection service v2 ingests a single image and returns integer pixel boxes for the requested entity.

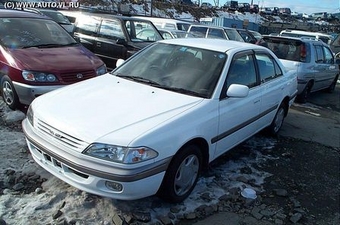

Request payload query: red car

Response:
[0,9,106,110]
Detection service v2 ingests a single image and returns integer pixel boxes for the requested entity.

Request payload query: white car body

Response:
[22,38,298,202]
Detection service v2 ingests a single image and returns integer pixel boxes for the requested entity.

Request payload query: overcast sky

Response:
[203,0,340,15]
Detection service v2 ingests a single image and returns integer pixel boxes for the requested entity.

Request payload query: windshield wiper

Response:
[160,86,206,98]
[115,74,205,97]
[116,74,161,86]
[22,44,65,49]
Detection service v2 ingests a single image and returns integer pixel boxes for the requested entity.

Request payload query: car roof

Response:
[159,38,267,52]
[0,9,51,19]
[71,11,153,22]
[263,35,326,44]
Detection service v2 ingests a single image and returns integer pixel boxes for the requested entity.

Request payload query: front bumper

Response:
[13,81,63,105]
[22,118,170,200]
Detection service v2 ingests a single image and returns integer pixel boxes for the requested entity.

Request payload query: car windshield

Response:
[0,18,76,49]
[41,10,72,25]
[111,43,226,98]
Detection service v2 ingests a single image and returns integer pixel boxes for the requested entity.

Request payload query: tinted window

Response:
[255,53,281,82]
[227,53,257,88]
[75,15,100,35]
[323,46,334,64]
[189,26,208,38]
[315,45,324,63]
[126,20,162,42]
[98,19,125,40]
[207,28,225,39]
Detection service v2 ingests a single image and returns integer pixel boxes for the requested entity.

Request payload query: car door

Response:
[95,19,128,70]
[255,51,285,126]
[313,44,337,90]
[73,15,101,52]
[322,45,338,87]
[214,51,261,157]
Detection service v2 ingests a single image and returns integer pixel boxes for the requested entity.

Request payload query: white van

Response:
[279,29,332,45]
[132,16,193,31]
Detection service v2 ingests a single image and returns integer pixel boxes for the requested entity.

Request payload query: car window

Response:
[255,53,282,82]
[42,11,71,25]
[98,19,125,40]
[75,15,100,36]
[207,28,225,39]
[112,43,226,98]
[323,46,334,64]
[189,26,208,38]
[126,20,162,42]
[0,18,76,48]
[315,45,324,63]
[225,29,244,42]
[161,31,173,39]
[227,52,257,88]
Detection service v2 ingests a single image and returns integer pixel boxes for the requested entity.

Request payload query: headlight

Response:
[26,105,34,126]
[22,70,58,82]
[96,64,107,75]
[83,143,158,164]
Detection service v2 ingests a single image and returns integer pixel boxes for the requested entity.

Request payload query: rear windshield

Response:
[263,38,311,63]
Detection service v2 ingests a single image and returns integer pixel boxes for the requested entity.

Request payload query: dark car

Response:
[250,4,259,13]
[0,9,106,110]
[71,12,163,70]
[223,1,238,11]
[236,28,258,44]
[21,8,74,34]
[238,3,250,12]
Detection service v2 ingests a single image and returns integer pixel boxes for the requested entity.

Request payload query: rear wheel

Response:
[1,76,20,110]
[157,144,202,203]
[326,75,339,93]
[296,82,312,103]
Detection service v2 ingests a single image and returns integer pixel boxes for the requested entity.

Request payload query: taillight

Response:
[300,44,307,61]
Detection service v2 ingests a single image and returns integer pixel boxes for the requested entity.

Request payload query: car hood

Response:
[33,74,203,147]
[7,45,102,71]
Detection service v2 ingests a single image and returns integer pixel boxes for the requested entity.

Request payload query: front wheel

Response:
[157,144,202,203]
[266,102,287,136]
[1,76,20,110]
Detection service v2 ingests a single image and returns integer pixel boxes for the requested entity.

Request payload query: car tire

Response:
[326,75,339,93]
[296,82,312,103]
[1,76,20,110]
[157,144,202,203]
[266,102,287,136]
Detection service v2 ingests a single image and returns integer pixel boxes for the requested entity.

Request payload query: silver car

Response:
[263,35,340,103]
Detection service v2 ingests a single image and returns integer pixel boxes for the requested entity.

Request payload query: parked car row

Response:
[2,7,339,205]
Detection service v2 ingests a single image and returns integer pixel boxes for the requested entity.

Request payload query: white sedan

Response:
[22,38,297,203]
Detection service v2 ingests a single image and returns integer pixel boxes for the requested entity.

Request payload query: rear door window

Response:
[98,19,125,40]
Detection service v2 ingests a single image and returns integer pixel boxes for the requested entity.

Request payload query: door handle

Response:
[254,99,260,104]
[96,42,101,47]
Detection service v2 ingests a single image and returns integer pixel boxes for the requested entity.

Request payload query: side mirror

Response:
[226,84,249,98]
[116,59,125,68]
